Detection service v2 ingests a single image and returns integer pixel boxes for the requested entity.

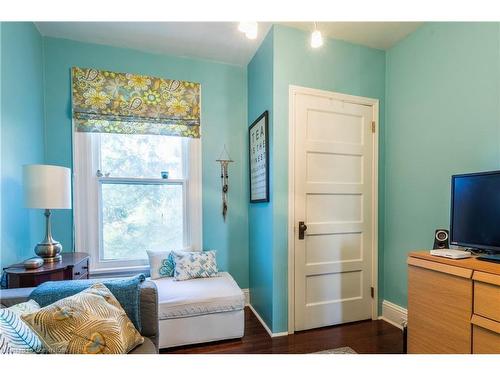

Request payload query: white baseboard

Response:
[247,304,288,338]
[242,288,250,306]
[379,300,407,330]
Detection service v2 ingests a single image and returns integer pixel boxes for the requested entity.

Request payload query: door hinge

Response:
[370,287,374,298]
[371,121,376,133]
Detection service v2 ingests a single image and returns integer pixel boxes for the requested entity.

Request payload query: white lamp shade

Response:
[23,164,72,209]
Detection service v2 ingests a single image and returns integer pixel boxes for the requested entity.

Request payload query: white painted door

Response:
[293,89,376,331]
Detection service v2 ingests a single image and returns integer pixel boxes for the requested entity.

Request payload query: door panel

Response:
[306,232,363,265]
[306,110,364,144]
[306,194,362,223]
[306,271,363,304]
[306,153,362,183]
[293,92,375,331]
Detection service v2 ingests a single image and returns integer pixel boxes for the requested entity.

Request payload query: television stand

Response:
[408,251,500,353]
[477,254,500,263]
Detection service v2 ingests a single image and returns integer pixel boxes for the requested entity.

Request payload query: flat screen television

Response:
[450,170,500,261]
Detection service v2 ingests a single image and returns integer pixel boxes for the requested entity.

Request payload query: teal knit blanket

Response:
[29,274,145,332]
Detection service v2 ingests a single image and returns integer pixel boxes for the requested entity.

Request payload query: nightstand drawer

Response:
[4,253,90,288]
[474,272,500,322]
[73,258,89,279]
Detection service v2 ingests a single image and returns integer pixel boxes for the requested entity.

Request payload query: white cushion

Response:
[151,272,245,320]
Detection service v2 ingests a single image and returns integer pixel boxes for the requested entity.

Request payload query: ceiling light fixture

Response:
[238,22,258,40]
[310,22,323,48]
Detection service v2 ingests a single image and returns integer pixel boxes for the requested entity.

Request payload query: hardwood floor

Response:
[161,307,404,354]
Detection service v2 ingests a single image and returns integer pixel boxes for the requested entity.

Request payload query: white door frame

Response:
[287,85,380,334]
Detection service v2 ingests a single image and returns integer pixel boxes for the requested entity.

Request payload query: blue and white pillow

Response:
[146,250,175,279]
[0,300,47,354]
[172,250,218,281]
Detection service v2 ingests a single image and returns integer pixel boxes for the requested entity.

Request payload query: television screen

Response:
[451,171,500,252]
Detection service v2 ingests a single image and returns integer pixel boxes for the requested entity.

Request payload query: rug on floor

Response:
[313,347,357,354]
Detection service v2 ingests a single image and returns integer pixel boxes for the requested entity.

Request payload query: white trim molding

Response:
[248,304,288,338]
[380,300,408,330]
[73,133,202,272]
[287,85,380,333]
[242,288,250,306]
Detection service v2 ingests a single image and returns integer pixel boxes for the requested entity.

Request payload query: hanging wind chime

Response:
[216,145,233,221]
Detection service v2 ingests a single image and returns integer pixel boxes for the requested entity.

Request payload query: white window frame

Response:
[73,132,202,274]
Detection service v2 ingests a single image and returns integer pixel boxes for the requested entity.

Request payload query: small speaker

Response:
[433,229,449,249]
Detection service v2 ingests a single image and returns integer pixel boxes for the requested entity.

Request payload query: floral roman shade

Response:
[71,67,201,138]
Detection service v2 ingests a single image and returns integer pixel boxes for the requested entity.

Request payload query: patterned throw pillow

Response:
[0,300,47,354]
[172,250,218,281]
[147,250,175,279]
[22,283,144,354]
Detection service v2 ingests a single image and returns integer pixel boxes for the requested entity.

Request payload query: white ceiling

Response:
[35,22,273,66]
[281,22,422,50]
[35,22,422,66]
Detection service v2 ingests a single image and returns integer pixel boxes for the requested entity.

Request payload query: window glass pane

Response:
[100,133,183,179]
[101,183,183,261]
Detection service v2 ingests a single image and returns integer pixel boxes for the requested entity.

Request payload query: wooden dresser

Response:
[407,251,500,354]
[3,252,90,289]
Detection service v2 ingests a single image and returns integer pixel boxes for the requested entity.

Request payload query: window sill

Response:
[89,265,150,279]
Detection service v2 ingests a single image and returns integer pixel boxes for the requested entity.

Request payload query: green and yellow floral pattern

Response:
[72,67,201,138]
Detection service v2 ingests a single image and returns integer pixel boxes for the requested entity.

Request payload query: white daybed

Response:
[151,272,245,349]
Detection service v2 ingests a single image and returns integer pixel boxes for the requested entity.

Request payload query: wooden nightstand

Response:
[3,252,90,288]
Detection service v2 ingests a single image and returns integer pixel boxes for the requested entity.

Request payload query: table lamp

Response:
[23,164,72,263]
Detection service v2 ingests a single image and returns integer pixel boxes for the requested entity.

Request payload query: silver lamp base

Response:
[35,209,63,263]
[34,241,62,263]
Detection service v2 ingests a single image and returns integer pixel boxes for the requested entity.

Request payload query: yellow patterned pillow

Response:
[21,283,144,354]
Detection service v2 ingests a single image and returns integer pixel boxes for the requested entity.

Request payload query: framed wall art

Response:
[249,110,269,203]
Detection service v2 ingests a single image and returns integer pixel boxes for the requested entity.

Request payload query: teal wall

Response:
[5,21,500,329]
[42,37,249,288]
[247,29,274,326]
[247,25,386,332]
[0,22,46,270]
[0,22,2,269]
[0,22,2,268]
[384,22,500,307]
[272,25,386,332]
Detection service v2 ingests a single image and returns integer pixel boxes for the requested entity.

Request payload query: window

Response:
[74,132,202,272]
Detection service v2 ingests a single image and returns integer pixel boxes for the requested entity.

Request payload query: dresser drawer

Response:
[473,272,500,322]
[408,263,473,353]
[72,258,89,279]
[472,315,500,354]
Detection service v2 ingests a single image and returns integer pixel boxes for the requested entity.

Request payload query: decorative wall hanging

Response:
[216,145,234,221]
[71,67,201,138]
[249,111,269,203]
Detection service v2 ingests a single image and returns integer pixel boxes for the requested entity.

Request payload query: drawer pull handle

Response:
[74,272,80,276]
[82,266,88,270]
